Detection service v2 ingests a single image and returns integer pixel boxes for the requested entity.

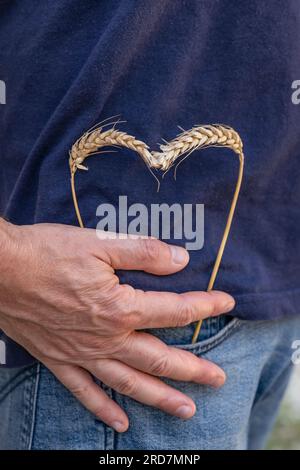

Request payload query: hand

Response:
[0,219,235,432]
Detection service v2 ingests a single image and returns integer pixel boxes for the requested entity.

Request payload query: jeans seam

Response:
[20,364,38,449]
[28,362,40,450]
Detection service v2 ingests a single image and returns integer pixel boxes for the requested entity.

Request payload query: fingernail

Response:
[170,246,188,265]
[112,421,127,433]
[222,299,235,313]
[211,374,226,388]
[175,404,194,419]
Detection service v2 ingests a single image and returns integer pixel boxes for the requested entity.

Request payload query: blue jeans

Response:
[0,315,299,450]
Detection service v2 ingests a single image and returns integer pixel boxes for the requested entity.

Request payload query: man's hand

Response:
[0,219,235,432]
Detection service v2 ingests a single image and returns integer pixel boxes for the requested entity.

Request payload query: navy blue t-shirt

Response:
[0,0,300,367]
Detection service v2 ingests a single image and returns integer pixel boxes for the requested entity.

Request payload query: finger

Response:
[95,230,151,240]
[129,288,235,329]
[90,359,196,420]
[113,331,226,388]
[92,236,189,275]
[46,362,129,432]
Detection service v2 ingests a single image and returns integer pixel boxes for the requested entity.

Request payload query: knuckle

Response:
[88,301,104,325]
[69,383,90,400]
[139,238,161,263]
[73,292,105,327]
[174,302,196,327]
[204,294,217,316]
[149,353,171,376]
[115,373,138,395]
[116,287,136,317]
[91,285,136,330]
[111,309,129,329]
[111,287,137,329]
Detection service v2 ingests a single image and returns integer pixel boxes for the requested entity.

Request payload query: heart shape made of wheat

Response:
[69,118,245,343]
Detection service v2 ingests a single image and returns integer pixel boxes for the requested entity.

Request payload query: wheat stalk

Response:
[69,121,244,343]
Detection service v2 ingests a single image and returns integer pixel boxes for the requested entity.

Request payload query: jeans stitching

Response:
[28,363,40,450]
[20,365,38,449]
[175,318,243,354]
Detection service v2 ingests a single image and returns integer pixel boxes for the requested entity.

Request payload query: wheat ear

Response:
[69,126,156,227]
[69,122,244,343]
[152,124,243,170]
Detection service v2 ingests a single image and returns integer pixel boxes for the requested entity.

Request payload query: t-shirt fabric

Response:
[0,0,299,367]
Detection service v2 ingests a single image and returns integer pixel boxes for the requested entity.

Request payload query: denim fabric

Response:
[0,315,299,450]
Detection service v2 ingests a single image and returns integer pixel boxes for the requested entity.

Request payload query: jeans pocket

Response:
[174,317,242,355]
[146,315,241,353]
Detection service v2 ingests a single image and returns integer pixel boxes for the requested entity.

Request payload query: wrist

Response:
[0,218,16,257]
[0,219,13,328]
[0,219,25,329]
[0,218,24,289]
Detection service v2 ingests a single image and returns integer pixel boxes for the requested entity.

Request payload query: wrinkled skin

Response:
[0,220,234,432]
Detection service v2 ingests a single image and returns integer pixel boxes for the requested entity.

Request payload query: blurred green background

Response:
[268,368,300,450]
